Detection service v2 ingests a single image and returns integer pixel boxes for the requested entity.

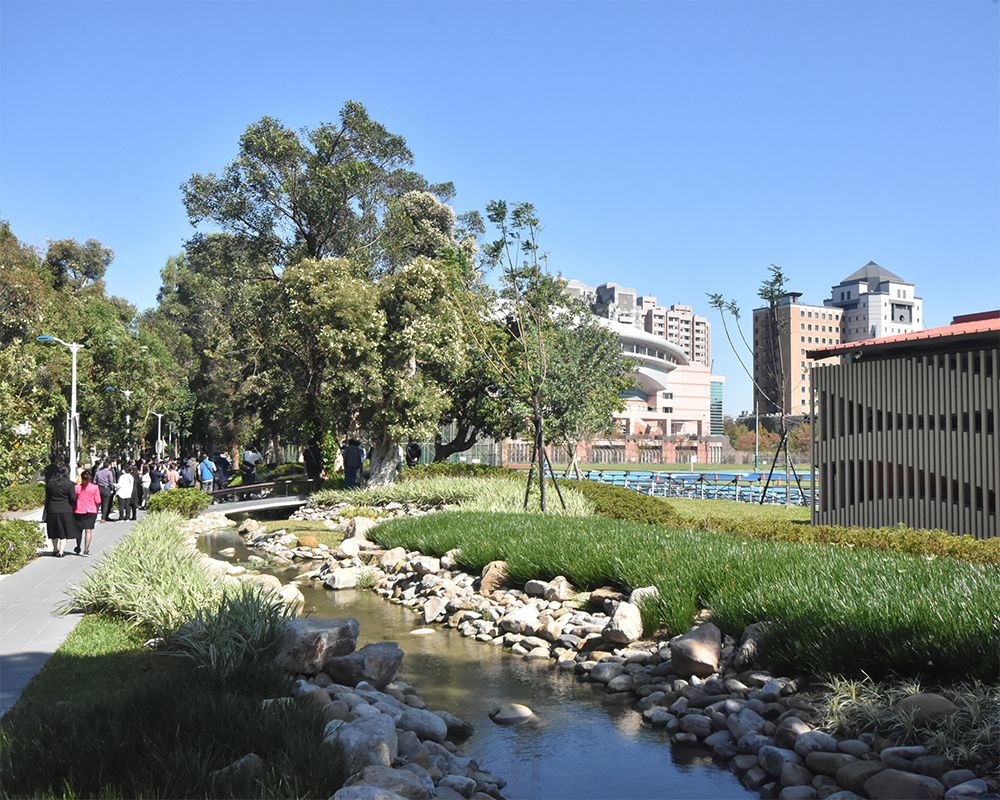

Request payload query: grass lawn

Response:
[260,518,344,548]
[372,510,1000,682]
[670,497,811,524]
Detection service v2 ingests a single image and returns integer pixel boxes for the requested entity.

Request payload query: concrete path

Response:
[0,512,140,717]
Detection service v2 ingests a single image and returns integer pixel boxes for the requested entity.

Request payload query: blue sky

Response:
[2,0,997,414]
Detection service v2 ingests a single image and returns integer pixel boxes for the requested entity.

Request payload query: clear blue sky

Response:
[2,1,997,414]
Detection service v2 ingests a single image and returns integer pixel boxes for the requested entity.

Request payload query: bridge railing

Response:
[208,477,320,505]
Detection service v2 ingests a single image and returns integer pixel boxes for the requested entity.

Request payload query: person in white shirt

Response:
[116,467,135,521]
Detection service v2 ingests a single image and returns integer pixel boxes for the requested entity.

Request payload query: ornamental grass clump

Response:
[0,519,44,574]
[372,511,1000,682]
[68,512,222,634]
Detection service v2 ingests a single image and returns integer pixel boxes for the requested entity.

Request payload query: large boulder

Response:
[479,560,509,594]
[325,714,398,775]
[272,618,359,674]
[864,769,946,800]
[602,601,643,644]
[343,766,432,800]
[396,707,449,743]
[669,623,722,677]
[896,693,959,725]
[325,642,404,690]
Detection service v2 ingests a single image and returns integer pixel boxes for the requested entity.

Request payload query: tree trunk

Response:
[535,416,547,513]
[432,422,479,462]
[367,432,401,487]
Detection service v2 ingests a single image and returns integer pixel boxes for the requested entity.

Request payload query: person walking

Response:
[165,461,179,490]
[140,465,152,508]
[129,463,142,519]
[44,465,76,557]
[115,466,135,521]
[342,439,364,489]
[198,453,216,494]
[95,460,116,522]
[211,451,231,490]
[73,469,101,555]
[149,462,165,497]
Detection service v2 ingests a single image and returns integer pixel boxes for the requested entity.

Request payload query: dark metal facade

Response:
[812,344,998,538]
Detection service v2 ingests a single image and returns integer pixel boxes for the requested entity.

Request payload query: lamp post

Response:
[37,335,84,479]
[106,386,134,457]
[151,412,164,459]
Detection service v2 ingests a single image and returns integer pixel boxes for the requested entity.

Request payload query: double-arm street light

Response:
[37,335,85,479]
[150,411,165,459]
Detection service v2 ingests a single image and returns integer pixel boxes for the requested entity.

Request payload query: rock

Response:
[779,788,818,800]
[325,642,404,690]
[945,780,989,799]
[499,605,539,635]
[679,714,712,738]
[544,576,573,602]
[881,745,928,770]
[479,561,509,594]
[277,584,305,608]
[589,661,625,684]
[489,703,534,724]
[780,762,814,788]
[344,766,432,800]
[864,769,946,800]
[350,517,379,539]
[628,585,660,607]
[524,579,547,597]
[670,623,722,678]
[244,573,283,592]
[297,534,320,548]
[272,618,359,674]
[332,786,409,800]
[607,674,637,693]
[410,556,440,576]
[943,771,979,789]
[794,731,840,758]
[729,706,768,740]
[589,586,626,613]
[422,596,448,624]
[804,752,858,777]
[208,753,265,789]
[825,793,864,800]
[836,760,886,793]
[218,546,237,557]
[837,739,871,757]
[896,693,959,725]
[759,745,803,777]
[339,538,362,558]
[396,707,448,743]
[438,774,477,798]
[326,567,363,589]
[774,717,813,748]
[379,547,407,569]
[744,766,770,790]
[734,622,768,669]
[410,628,435,636]
[602,601,643,644]
[325,714,399,775]
[434,710,474,742]
[914,756,954,779]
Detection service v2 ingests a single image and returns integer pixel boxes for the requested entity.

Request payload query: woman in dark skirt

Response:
[44,465,77,557]
[74,469,102,556]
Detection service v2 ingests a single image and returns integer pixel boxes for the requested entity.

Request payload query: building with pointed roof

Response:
[825,261,923,343]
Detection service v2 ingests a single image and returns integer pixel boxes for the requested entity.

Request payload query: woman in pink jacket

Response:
[74,469,102,556]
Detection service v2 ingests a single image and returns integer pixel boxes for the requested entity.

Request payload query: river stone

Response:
[837,739,871,757]
[780,762,814,788]
[779,788,818,800]
[759,745,803,776]
[439,774,477,798]
[607,674,637,693]
[245,572,283,592]
[804,751,857,777]
[794,730,839,757]
[679,713,712,738]
[825,793,864,800]
[350,517,379,539]
[734,622,768,669]
[272,618,359,674]
[544,576,573,602]
[410,556,440,576]
[396,708,448,743]
[277,584,305,608]
[410,628,435,636]
[344,766,432,800]
[589,661,625,684]
[423,596,448,624]
[602,601,643,644]
[589,586,626,613]
[524,579,547,597]
[774,717,813,748]
[208,752,265,790]
[944,779,988,798]
[297,534,320,549]
[339,538,362,558]
[325,642,404,690]
[729,706,768,741]
[479,561,509,593]
[332,786,408,800]
[628,585,660,607]
[837,760,887,793]
[914,756,954,779]
[943,771,978,789]
[896,693,959,724]
[500,605,539,635]
[670,623,722,678]
[379,547,407,569]
[325,714,398,774]
[489,703,534,724]
[434,710,474,742]
[864,769,946,800]
[327,567,363,589]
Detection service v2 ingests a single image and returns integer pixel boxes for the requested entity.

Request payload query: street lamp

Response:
[151,411,164,459]
[106,386,134,456]
[37,335,84,479]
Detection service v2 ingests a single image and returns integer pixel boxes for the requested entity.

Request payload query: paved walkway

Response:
[0,511,140,717]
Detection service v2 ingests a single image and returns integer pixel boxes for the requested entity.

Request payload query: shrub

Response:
[402,462,518,481]
[371,511,1000,681]
[0,483,45,512]
[147,488,212,518]
[570,480,678,526]
[68,512,223,634]
[0,519,44,574]
[166,583,294,680]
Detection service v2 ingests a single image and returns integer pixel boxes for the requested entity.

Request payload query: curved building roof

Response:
[600,318,689,393]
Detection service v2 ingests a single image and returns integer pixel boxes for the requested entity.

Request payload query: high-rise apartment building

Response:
[663,304,711,367]
[593,282,638,326]
[753,293,844,414]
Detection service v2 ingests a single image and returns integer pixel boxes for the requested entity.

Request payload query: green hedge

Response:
[569,479,679,526]
[0,519,43,574]
[0,483,46,513]
[147,489,211,519]
[402,462,518,481]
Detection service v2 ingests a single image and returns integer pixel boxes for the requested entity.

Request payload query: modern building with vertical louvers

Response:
[806,311,999,539]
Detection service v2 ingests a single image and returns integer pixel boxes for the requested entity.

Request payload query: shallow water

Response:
[200,531,753,800]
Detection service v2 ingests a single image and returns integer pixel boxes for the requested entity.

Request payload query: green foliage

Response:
[671,498,1000,566]
[314,475,593,516]
[0,615,342,798]
[166,583,294,680]
[818,676,1000,775]
[372,511,1000,681]
[0,519,43,574]
[68,512,223,634]
[569,480,679,526]
[0,482,45,512]
[147,488,212,518]
[402,462,518,481]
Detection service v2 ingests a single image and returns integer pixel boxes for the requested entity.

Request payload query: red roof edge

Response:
[807,313,1000,359]
[952,310,1000,324]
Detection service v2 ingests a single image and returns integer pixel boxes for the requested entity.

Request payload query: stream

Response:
[200,529,754,800]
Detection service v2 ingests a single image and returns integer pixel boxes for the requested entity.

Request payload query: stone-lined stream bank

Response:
[191,505,998,800]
